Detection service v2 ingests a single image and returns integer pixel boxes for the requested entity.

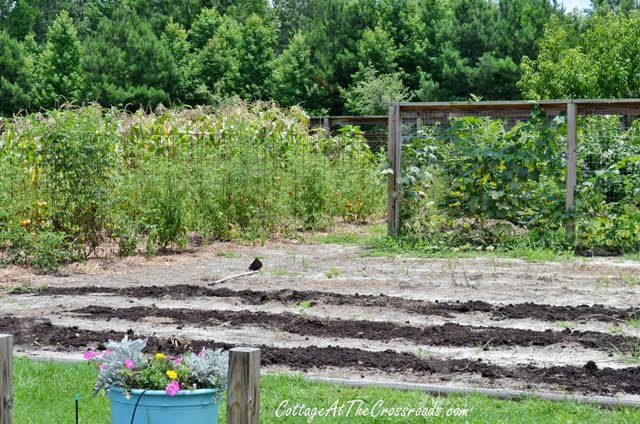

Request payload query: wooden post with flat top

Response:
[565,101,578,242]
[227,347,260,424]
[387,104,402,236]
[0,334,13,424]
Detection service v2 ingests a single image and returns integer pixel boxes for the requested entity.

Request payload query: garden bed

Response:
[2,241,640,400]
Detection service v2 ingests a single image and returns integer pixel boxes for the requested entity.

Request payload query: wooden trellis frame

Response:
[386,99,640,237]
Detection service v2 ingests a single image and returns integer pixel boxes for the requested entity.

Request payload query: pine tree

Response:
[2,0,38,40]
[34,11,84,108]
[0,31,32,115]
[83,9,178,109]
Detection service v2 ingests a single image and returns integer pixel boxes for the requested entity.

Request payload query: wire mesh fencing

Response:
[577,107,640,205]
[310,116,388,152]
[388,100,640,253]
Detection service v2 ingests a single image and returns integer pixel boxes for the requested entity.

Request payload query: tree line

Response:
[1,0,639,117]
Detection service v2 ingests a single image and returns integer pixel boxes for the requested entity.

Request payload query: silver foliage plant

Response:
[88,336,229,396]
[93,336,147,396]
[185,348,229,389]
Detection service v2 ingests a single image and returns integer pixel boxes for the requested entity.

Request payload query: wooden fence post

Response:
[227,348,260,424]
[0,334,13,424]
[565,101,578,242]
[322,116,330,132]
[387,104,402,236]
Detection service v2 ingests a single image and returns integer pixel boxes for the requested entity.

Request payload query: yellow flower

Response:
[166,370,178,379]
[155,353,165,359]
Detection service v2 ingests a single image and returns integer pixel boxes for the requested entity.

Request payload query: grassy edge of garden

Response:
[312,224,640,263]
[13,356,640,423]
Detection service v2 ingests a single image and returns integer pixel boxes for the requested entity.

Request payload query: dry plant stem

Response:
[209,271,259,286]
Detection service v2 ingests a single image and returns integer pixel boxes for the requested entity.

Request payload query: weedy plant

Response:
[325,267,342,279]
[398,109,640,255]
[0,102,385,269]
[608,319,640,364]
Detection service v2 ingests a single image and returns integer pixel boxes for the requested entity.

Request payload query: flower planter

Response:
[109,386,220,424]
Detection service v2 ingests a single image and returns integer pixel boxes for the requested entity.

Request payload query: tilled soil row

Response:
[70,305,632,353]
[1,315,638,396]
[28,284,639,323]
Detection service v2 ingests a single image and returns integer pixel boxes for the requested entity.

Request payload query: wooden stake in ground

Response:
[227,348,261,424]
[0,334,13,424]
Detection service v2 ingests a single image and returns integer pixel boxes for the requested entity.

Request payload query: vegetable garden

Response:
[391,100,640,255]
[1,102,640,420]
[0,103,384,270]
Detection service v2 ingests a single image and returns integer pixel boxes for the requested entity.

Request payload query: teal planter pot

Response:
[109,386,220,424]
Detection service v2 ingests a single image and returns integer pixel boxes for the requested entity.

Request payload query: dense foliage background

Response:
[1,0,639,117]
[0,103,385,269]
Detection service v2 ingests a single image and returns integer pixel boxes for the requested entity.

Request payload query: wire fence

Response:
[387,100,640,251]
[310,116,387,152]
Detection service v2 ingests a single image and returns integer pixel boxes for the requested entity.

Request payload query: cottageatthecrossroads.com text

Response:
[275,399,472,422]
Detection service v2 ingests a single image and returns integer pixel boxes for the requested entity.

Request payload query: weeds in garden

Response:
[297,300,313,313]
[272,268,298,277]
[608,318,640,364]
[0,103,385,270]
[555,321,577,331]
[325,267,342,279]
[475,338,495,354]
[620,273,640,287]
[216,251,240,258]
[596,276,611,289]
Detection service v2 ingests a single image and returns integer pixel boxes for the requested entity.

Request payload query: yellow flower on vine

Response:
[166,370,178,379]
[155,353,165,359]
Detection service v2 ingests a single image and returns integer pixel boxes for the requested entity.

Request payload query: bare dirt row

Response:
[2,316,639,396]
[68,304,632,353]
[29,284,640,323]
[2,240,640,399]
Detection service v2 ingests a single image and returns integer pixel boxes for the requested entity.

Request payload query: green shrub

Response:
[399,109,640,253]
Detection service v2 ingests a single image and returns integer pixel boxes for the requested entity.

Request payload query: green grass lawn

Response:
[12,356,640,423]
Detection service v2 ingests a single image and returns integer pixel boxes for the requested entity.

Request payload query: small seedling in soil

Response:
[273,268,299,277]
[608,319,640,363]
[445,258,458,273]
[451,271,476,289]
[596,276,611,289]
[297,300,313,313]
[302,256,310,270]
[216,251,239,258]
[555,321,577,331]
[415,348,431,359]
[620,273,639,287]
[5,284,45,294]
[475,338,495,354]
[325,267,342,279]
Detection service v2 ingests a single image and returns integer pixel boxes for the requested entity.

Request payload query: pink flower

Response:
[104,349,113,355]
[98,364,106,370]
[83,350,98,360]
[197,348,206,358]
[124,358,134,369]
[174,357,183,366]
[165,381,180,396]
